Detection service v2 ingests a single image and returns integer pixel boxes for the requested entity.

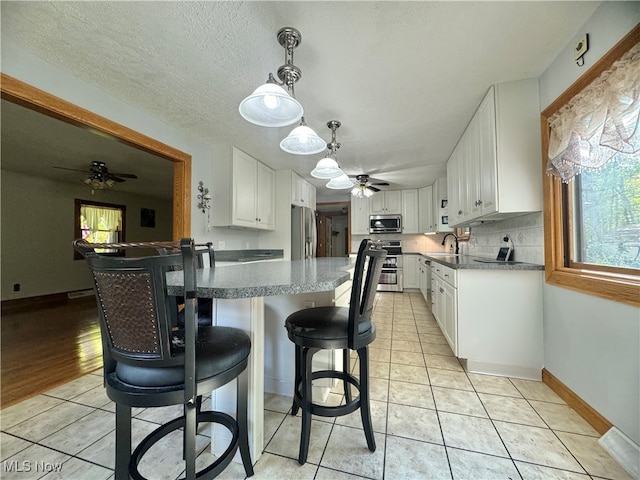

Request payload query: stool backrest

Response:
[74,238,197,369]
[348,239,387,349]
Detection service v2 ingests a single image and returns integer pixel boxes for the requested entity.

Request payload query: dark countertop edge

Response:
[216,249,284,262]
[422,254,544,271]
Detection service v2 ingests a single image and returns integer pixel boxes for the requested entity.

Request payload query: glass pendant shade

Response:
[351,185,374,198]
[310,155,343,179]
[326,173,354,190]
[280,119,326,155]
[239,78,303,127]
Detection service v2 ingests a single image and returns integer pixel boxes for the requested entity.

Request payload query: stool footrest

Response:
[293,370,362,418]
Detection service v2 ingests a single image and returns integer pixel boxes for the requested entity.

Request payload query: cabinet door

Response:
[232,150,258,228]
[418,186,433,233]
[351,195,370,234]
[384,190,403,214]
[465,115,482,221]
[306,181,316,210]
[291,172,304,206]
[369,194,386,214]
[477,87,497,216]
[432,276,441,325]
[442,282,458,356]
[404,256,419,289]
[256,162,275,229]
[447,144,465,226]
[402,190,419,234]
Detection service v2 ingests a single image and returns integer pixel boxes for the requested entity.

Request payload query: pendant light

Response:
[239,28,305,127]
[280,117,326,155]
[326,173,355,190]
[311,120,344,179]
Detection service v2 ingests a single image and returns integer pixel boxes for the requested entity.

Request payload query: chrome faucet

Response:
[441,233,459,254]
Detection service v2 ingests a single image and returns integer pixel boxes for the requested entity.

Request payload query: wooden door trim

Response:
[0,73,191,239]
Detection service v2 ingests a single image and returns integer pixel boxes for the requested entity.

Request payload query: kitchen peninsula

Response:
[166,257,355,462]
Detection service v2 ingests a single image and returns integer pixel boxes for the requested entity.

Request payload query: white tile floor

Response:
[0,292,631,480]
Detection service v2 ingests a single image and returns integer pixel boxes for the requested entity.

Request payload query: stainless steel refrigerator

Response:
[291,205,317,260]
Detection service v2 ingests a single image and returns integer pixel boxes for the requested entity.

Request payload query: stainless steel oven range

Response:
[377,240,403,292]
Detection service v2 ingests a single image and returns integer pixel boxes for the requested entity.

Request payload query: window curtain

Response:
[81,205,122,242]
[547,42,640,183]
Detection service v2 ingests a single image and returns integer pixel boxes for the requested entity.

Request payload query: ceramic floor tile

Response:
[384,435,451,479]
[69,385,113,409]
[417,325,445,335]
[387,403,443,444]
[41,457,112,480]
[335,399,387,433]
[371,336,391,349]
[0,432,33,461]
[428,368,474,391]
[264,414,332,464]
[369,360,390,380]
[529,401,599,436]
[515,461,591,479]
[43,374,103,400]
[447,447,520,479]
[423,354,464,372]
[480,393,547,427]
[495,421,586,473]
[422,342,454,356]
[0,395,64,429]
[368,347,391,363]
[419,333,449,345]
[263,409,286,445]
[390,350,425,366]
[391,330,417,341]
[5,401,95,442]
[369,377,389,402]
[134,403,183,424]
[374,326,392,340]
[510,378,566,404]
[136,430,211,479]
[439,411,509,457]
[467,372,524,397]
[320,424,385,479]
[2,443,71,480]
[315,466,365,479]
[247,452,317,479]
[389,364,429,384]
[556,431,633,480]
[431,386,488,417]
[388,380,435,410]
[393,323,418,333]
[40,409,114,455]
[391,339,423,353]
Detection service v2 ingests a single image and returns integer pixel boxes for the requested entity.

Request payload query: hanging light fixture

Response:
[311,120,344,179]
[351,184,375,198]
[280,117,326,155]
[239,27,305,127]
[326,173,354,190]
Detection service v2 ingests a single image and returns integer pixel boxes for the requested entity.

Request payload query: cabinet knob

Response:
[440,287,444,293]
[444,274,449,278]
[458,210,463,215]
[477,199,483,205]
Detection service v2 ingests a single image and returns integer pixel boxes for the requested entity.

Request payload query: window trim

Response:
[74,199,127,260]
[542,25,640,307]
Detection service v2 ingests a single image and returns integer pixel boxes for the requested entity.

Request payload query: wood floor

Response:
[1,296,103,408]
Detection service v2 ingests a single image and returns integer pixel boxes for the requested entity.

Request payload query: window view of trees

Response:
[575,154,640,270]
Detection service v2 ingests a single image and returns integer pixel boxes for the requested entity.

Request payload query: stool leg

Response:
[298,346,314,465]
[184,399,197,480]
[358,346,376,452]
[343,349,352,403]
[237,369,254,477]
[291,344,302,416]
[115,403,131,480]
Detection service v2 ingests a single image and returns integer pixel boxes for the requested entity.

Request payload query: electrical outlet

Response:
[218,240,225,250]
[303,301,315,309]
[574,34,589,60]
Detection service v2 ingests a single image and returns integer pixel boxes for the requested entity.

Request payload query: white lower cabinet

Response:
[403,255,420,289]
[429,260,543,380]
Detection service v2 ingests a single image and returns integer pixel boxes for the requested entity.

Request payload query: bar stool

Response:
[74,238,254,479]
[284,239,387,464]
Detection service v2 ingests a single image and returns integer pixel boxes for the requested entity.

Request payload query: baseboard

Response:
[599,427,640,479]
[542,368,613,435]
[1,291,95,314]
[463,359,541,381]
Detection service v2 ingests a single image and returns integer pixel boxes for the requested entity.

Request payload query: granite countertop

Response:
[421,253,544,271]
[167,257,354,299]
[215,249,284,263]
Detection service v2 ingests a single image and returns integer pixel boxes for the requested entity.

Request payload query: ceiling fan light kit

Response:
[280,117,326,155]
[239,27,304,128]
[352,184,375,198]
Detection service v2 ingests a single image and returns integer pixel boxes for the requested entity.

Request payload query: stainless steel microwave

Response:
[369,215,402,234]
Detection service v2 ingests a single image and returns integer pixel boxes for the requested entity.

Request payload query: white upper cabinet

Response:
[402,189,419,234]
[291,171,316,209]
[432,178,453,233]
[447,79,541,226]
[369,190,402,215]
[211,145,275,230]
[350,195,370,235]
[418,185,433,233]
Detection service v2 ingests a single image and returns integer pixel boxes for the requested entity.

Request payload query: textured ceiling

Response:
[1,1,600,197]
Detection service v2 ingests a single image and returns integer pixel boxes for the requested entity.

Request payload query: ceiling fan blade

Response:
[367,185,381,192]
[109,175,127,183]
[111,172,138,179]
[371,182,390,186]
[52,165,88,173]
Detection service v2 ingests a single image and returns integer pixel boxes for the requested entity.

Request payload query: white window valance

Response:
[547,42,640,182]
[81,205,122,232]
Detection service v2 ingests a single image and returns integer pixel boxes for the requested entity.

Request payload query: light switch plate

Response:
[574,34,589,60]
[218,240,225,250]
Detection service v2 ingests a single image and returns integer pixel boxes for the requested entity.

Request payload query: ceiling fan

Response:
[350,174,390,198]
[54,161,138,191]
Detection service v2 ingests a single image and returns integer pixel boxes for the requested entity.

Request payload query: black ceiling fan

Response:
[352,174,389,193]
[54,161,138,184]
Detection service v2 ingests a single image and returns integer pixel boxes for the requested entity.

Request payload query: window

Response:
[542,26,640,306]
[74,199,126,259]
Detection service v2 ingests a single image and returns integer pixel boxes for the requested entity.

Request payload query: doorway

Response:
[316,201,350,257]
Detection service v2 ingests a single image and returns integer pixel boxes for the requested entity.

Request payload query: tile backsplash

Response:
[466,212,544,264]
[352,233,448,254]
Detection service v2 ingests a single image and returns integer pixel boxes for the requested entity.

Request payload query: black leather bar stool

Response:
[284,239,387,465]
[74,238,254,480]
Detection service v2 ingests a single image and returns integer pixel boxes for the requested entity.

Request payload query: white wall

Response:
[538,2,640,445]
[1,170,172,300]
